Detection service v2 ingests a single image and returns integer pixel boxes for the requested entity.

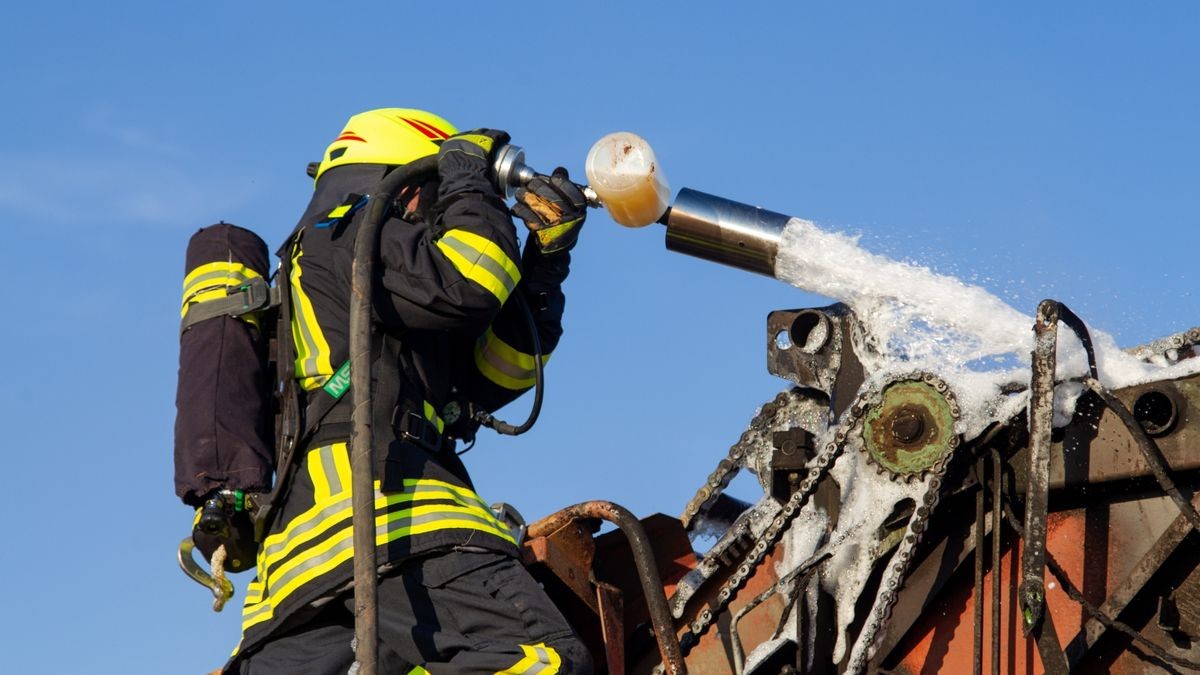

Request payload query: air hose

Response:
[471,290,544,436]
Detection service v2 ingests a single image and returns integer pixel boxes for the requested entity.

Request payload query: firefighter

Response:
[225,109,591,674]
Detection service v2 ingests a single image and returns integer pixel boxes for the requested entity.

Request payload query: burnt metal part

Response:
[664,188,791,278]
[1005,374,1200,494]
[1034,611,1071,675]
[681,390,782,532]
[676,398,850,654]
[730,550,831,674]
[974,457,986,675]
[595,581,626,675]
[1001,504,1200,672]
[675,370,962,673]
[1065,491,1200,665]
[1133,389,1180,437]
[1020,299,1060,638]
[991,449,1002,675]
[1084,377,1200,537]
[766,305,867,417]
[863,380,960,479]
[527,501,687,675]
[1127,326,1200,363]
[847,373,962,674]
[772,427,814,503]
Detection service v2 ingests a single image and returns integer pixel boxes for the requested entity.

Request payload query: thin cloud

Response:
[0,155,262,228]
[81,105,188,158]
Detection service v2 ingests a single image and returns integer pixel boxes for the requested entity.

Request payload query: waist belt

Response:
[305,405,444,453]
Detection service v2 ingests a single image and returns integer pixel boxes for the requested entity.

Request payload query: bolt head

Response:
[890,410,925,444]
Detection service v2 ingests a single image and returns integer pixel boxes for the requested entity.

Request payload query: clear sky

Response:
[3,3,1198,673]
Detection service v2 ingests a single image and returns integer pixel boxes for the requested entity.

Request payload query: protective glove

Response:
[192,490,258,573]
[436,128,511,197]
[512,167,587,255]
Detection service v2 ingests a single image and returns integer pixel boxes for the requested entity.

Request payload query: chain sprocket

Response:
[844,372,961,673]
[673,372,963,671]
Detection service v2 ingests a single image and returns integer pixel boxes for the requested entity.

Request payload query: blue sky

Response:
[2,3,1198,673]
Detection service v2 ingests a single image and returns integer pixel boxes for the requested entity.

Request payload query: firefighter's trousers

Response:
[232,549,592,674]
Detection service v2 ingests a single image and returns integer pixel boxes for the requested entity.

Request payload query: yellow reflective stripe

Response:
[243,497,516,631]
[378,503,517,545]
[242,596,274,629]
[422,401,445,434]
[180,262,264,329]
[475,328,551,390]
[289,243,333,390]
[307,445,344,502]
[401,477,495,514]
[244,580,264,604]
[496,643,562,674]
[244,474,513,636]
[181,261,261,309]
[435,230,521,304]
[258,477,508,575]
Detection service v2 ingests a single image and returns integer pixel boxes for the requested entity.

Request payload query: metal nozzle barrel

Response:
[493,143,601,207]
[664,188,791,278]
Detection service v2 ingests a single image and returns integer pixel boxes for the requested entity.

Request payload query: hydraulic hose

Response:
[348,154,439,675]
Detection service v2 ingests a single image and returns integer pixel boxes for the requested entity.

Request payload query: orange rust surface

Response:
[893,510,1089,674]
[671,547,788,675]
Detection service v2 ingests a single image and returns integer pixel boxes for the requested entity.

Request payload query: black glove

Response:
[192,490,258,573]
[512,167,587,255]
[436,128,511,197]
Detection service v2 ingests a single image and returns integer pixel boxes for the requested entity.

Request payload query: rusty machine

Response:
[516,144,1200,673]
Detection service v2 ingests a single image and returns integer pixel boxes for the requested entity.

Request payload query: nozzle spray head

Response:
[492,143,600,207]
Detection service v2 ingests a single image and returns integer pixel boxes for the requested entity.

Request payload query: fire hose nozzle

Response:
[663,188,791,278]
[492,143,601,209]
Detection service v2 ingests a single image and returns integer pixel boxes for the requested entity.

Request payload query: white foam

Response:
[768,216,1200,669]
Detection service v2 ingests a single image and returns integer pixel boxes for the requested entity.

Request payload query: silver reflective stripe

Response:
[527,645,555,675]
[260,495,351,566]
[268,506,510,596]
[319,446,343,495]
[267,533,354,596]
[439,235,518,299]
[242,597,272,623]
[290,289,322,378]
[478,339,536,382]
[183,268,257,298]
[381,506,509,540]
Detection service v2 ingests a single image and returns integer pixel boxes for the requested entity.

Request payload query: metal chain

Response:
[681,389,803,531]
[678,386,868,650]
[676,372,962,675]
[846,373,961,673]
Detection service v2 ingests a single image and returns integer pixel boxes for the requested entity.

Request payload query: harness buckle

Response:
[394,409,442,452]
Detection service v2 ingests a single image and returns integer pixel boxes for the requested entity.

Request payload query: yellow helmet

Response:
[314,108,458,183]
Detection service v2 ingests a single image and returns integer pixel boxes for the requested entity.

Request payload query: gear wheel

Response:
[859,373,960,481]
